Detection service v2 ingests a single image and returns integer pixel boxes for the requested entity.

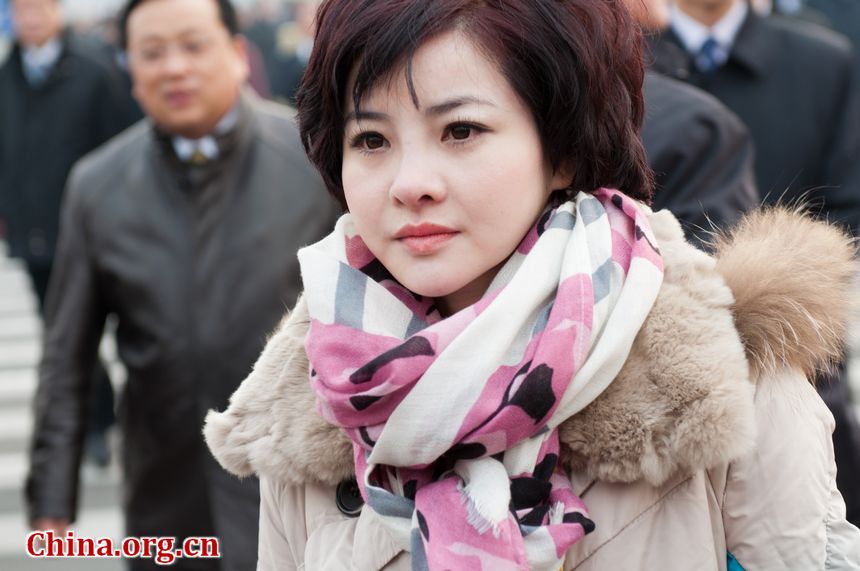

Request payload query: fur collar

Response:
[204,208,854,487]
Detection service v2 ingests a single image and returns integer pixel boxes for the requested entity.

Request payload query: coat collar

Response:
[727,9,775,77]
[9,29,81,88]
[652,10,773,80]
[205,208,855,489]
[149,90,259,191]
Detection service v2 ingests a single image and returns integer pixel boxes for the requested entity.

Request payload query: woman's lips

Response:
[394,223,459,255]
[398,232,458,255]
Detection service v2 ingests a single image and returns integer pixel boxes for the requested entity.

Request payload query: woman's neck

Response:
[436,260,506,317]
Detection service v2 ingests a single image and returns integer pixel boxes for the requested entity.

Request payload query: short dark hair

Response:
[118,0,240,50]
[298,0,654,208]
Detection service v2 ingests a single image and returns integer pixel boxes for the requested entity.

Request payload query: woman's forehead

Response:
[345,31,510,114]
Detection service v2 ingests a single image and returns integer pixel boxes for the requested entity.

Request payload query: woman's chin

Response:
[391,264,501,314]
[397,280,460,300]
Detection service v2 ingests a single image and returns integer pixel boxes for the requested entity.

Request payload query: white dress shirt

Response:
[670,0,749,63]
[171,103,240,163]
[20,37,62,85]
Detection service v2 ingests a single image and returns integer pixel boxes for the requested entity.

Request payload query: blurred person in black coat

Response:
[240,0,283,98]
[0,0,131,299]
[0,0,135,467]
[650,0,860,233]
[649,0,860,527]
[24,0,339,568]
[624,0,760,245]
[269,0,318,105]
[644,71,759,247]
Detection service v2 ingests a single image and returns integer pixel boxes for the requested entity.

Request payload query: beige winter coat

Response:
[205,208,860,570]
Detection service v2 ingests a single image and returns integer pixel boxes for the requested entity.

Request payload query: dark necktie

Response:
[694,37,724,74]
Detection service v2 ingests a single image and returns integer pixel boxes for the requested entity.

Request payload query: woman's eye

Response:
[364,134,385,149]
[350,132,387,152]
[444,123,484,142]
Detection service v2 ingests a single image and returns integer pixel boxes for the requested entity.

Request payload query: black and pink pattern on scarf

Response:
[301,188,663,570]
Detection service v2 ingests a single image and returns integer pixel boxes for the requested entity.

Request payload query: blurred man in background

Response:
[0,0,134,468]
[25,0,338,569]
[643,70,759,245]
[0,0,130,306]
[624,0,760,245]
[649,0,860,527]
[239,0,284,97]
[263,0,319,105]
[652,0,860,229]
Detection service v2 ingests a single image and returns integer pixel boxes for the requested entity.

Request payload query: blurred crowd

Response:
[0,0,319,103]
[0,0,859,570]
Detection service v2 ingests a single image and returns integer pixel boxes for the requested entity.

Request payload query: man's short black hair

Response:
[118,0,239,50]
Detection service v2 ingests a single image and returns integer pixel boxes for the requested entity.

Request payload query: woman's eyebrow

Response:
[344,96,495,123]
[424,96,495,116]
[344,109,388,123]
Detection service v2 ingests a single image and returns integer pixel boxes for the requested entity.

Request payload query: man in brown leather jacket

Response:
[24,1,338,569]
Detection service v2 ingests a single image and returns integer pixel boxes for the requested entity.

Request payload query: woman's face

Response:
[342,31,571,315]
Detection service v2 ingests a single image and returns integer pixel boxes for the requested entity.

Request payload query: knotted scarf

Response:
[297,189,664,570]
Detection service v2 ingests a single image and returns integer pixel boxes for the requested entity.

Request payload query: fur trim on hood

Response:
[711,208,855,380]
[204,208,855,488]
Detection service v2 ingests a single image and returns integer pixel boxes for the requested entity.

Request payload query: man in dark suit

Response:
[649,0,860,527]
[0,0,131,304]
[0,0,135,468]
[651,0,860,233]
[25,0,338,569]
[622,0,760,245]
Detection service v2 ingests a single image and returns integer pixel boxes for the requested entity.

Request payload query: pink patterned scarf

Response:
[297,189,664,570]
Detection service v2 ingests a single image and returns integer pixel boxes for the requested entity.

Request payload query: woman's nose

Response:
[388,149,447,208]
